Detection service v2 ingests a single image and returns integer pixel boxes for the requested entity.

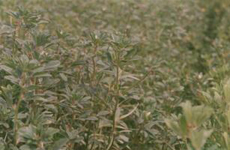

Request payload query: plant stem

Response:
[14,89,24,145]
[14,73,25,145]
[91,44,97,83]
[106,50,120,150]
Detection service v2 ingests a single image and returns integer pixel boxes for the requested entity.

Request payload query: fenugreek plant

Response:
[165,101,213,150]
[1,0,230,150]
[0,7,153,150]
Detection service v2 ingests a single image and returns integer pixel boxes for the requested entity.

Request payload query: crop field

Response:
[1,0,230,150]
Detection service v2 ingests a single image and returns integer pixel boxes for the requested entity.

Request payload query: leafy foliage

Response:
[1,0,230,150]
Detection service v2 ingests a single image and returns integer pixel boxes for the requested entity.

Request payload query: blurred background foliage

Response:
[1,0,230,149]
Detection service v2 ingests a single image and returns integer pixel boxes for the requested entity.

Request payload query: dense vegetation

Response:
[1,0,230,149]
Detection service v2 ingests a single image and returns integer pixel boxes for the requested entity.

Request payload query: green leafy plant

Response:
[1,0,230,150]
[166,101,213,150]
